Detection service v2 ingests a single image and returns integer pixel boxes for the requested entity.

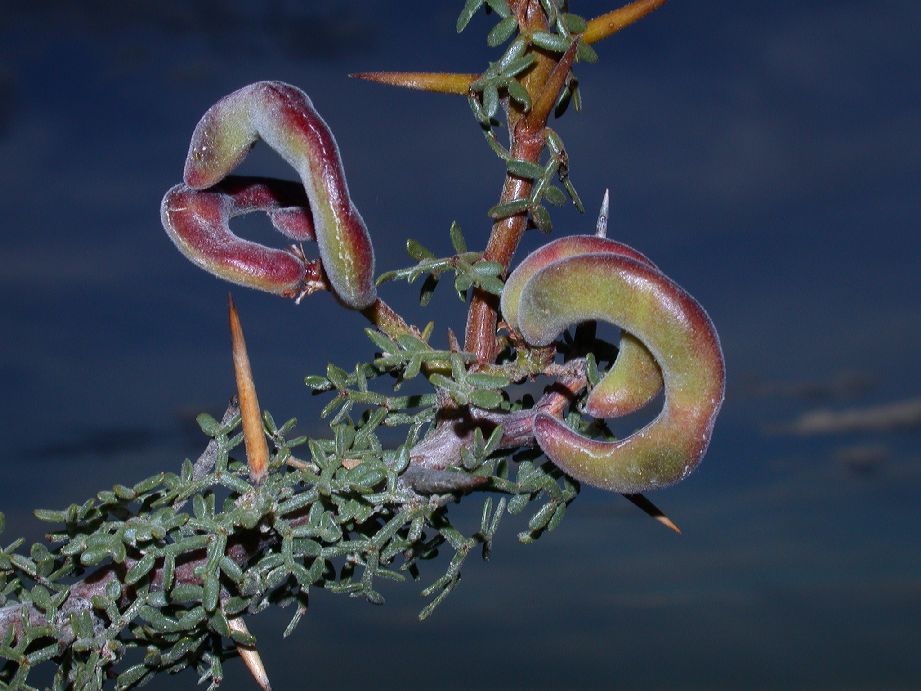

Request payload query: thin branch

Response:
[584,0,668,46]
[361,297,421,341]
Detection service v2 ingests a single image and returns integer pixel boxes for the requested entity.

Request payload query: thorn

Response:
[595,189,610,237]
[228,616,272,690]
[623,493,681,534]
[350,71,477,95]
[584,0,668,45]
[526,39,581,129]
[447,327,461,352]
[228,294,269,484]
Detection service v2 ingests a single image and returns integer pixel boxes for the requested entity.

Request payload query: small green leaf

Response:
[466,372,511,389]
[561,12,588,33]
[506,79,531,109]
[406,238,434,261]
[449,221,467,254]
[531,32,570,53]
[364,328,397,354]
[563,177,584,212]
[484,425,504,455]
[585,352,601,386]
[545,128,564,156]
[506,159,545,180]
[500,54,536,79]
[125,553,156,585]
[498,35,527,70]
[487,15,518,47]
[469,389,504,409]
[468,93,489,124]
[471,260,503,277]
[543,184,568,206]
[528,502,557,532]
[457,0,484,32]
[196,413,221,437]
[548,502,567,531]
[488,198,530,219]
[577,42,599,64]
[474,274,505,295]
[531,204,553,232]
[454,273,473,300]
[485,0,511,17]
[404,354,423,380]
[133,473,166,495]
[538,0,558,22]
[507,493,529,514]
[203,573,219,613]
[116,664,149,689]
[326,364,348,391]
[33,508,67,523]
[483,84,499,119]
[419,273,439,306]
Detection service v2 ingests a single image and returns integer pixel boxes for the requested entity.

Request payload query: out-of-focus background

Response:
[2,1,919,687]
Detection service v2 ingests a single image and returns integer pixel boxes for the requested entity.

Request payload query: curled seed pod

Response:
[161,176,320,298]
[514,252,725,493]
[179,81,376,309]
[502,235,664,416]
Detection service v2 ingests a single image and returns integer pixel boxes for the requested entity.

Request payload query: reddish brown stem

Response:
[464,5,579,363]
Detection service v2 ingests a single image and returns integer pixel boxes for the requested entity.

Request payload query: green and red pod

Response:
[502,235,664,417]
[161,176,318,297]
[512,251,725,493]
[177,81,376,309]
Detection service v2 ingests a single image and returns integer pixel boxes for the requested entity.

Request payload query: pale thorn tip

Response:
[623,493,682,534]
[228,616,272,690]
[595,188,610,237]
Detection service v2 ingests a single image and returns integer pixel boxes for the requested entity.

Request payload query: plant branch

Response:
[361,297,421,341]
[464,5,578,363]
[584,0,668,46]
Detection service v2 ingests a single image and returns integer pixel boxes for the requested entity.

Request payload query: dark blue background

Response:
[2,2,920,687]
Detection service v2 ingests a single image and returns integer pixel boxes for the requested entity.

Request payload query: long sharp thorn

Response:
[584,0,668,45]
[229,294,269,484]
[350,71,477,95]
[623,493,682,534]
[595,189,610,237]
[228,616,272,690]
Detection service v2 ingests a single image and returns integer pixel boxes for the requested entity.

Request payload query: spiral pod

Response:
[166,81,376,309]
[501,235,664,417]
[161,176,318,298]
[509,247,725,493]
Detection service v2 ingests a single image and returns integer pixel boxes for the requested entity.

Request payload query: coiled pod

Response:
[163,81,376,308]
[501,235,664,417]
[508,241,725,493]
[161,176,317,298]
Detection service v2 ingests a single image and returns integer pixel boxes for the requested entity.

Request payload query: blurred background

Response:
[1,1,919,687]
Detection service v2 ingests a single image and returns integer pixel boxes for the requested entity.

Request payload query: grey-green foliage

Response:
[376,223,505,304]
[0,355,579,687]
